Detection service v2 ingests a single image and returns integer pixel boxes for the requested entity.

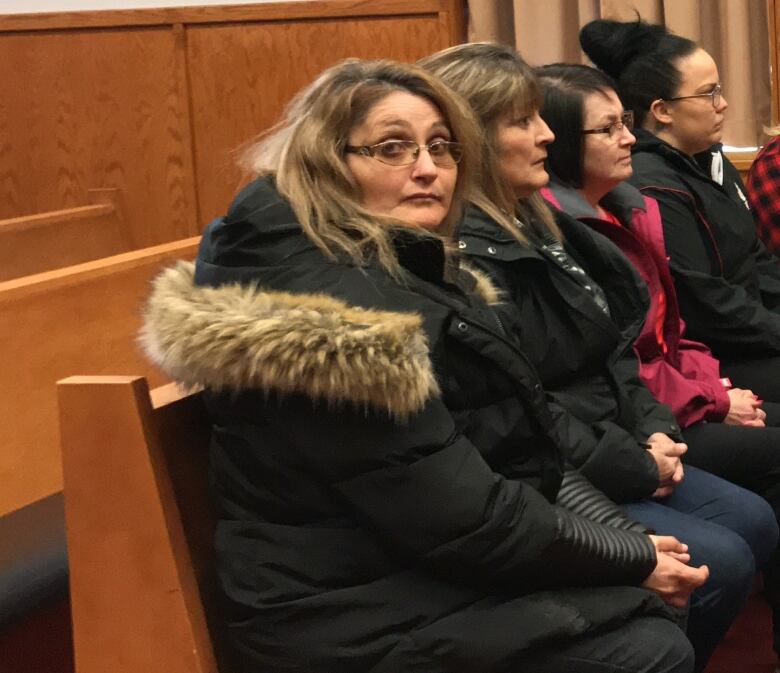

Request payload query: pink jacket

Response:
[543,181,730,427]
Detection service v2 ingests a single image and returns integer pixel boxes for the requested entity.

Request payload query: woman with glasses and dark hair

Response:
[420,42,778,672]
[139,57,704,673]
[579,18,780,404]
[537,61,780,665]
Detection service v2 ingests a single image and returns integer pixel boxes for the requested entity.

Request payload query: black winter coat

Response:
[629,129,780,359]
[459,206,681,503]
[141,178,670,673]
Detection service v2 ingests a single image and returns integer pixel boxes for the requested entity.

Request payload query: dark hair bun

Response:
[580,19,667,79]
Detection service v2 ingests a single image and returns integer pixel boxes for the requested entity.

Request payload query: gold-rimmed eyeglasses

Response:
[344,140,464,167]
[662,84,722,109]
[582,111,635,139]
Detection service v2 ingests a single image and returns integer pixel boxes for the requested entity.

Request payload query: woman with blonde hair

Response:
[140,58,699,673]
[420,42,778,671]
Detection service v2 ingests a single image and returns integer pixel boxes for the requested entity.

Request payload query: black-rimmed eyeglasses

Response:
[662,84,722,109]
[344,140,464,167]
[582,111,635,139]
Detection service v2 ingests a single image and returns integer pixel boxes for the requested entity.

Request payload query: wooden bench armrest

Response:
[58,376,220,673]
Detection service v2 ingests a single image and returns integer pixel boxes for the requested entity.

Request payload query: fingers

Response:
[672,462,684,484]
[660,551,691,564]
[666,595,688,609]
[647,439,687,457]
[652,485,675,499]
[689,564,709,586]
[650,535,687,553]
[643,556,709,608]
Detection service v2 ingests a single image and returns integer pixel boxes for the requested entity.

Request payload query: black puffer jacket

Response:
[629,129,780,359]
[459,205,681,503]
[141,178,669,673]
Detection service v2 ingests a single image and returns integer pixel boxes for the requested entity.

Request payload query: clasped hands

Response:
[645,432,686,499]
[725,388,765,427]
[642,435,709,606]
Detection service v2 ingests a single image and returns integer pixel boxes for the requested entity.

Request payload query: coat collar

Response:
[459,204,543,259]
[545,178,646,226]
[141,258,502,419]
[631,128,723,183]
[141,261,440,418]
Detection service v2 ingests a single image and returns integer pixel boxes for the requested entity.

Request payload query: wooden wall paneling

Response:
[0,27,198,248]
[186,13,447,222]
[0,188,128,281]
[173,22,203,235]
[726,151,757,183]
[0,1,443,31]
[441,0,467,44]
[0,237,200,517]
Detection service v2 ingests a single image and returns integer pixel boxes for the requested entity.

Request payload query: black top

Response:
[629,128,780,359]
[459,205,680,503]
[141,177,666,673]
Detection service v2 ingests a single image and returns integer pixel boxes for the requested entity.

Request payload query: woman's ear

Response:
[649,98,673,126]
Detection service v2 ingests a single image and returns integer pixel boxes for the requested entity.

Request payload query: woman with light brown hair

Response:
[140,57,698,673]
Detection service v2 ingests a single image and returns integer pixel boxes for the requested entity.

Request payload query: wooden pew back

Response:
[58,376,227,673]
[0,188,129,281]
[0,236,200,517]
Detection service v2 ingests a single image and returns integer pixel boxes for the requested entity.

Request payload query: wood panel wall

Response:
[0,238,200,517]
[0,1,465,249]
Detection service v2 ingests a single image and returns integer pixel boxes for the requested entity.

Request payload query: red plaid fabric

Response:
[747,136,780,255]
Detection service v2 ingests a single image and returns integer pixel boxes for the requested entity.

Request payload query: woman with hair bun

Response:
[579,19,780,401]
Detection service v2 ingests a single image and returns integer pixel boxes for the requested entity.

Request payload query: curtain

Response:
[467,0,770,147]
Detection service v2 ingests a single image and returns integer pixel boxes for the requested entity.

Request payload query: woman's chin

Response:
[400,214,446,231]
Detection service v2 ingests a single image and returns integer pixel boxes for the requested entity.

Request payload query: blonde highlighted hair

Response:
[419,42,562,242]
[241,59,484,278]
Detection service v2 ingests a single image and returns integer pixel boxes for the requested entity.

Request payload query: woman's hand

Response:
[645,433,686,498]
[642,535,709,608]
[725,388,765,427]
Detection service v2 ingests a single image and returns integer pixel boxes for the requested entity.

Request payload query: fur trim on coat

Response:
[140,261,440,417]
[462,263,503,305]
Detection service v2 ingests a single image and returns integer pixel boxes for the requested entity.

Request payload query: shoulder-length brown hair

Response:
[241,58,484,278]
[419,42,562,243]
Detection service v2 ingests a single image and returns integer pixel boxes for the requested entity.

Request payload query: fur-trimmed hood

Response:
[141,261,442,417]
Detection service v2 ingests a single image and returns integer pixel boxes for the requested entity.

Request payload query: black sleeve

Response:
[645,186,780,354]
[533,395,659,503]
[556,470,652,534]
[274,394,657,590]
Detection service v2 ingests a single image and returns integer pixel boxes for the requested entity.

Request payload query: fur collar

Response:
[140,262,440,417]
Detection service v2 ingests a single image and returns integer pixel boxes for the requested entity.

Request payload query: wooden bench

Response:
[0,235,200,518]
[0,188,130,282]
[0,238,201,654]
[57,376,228,673]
